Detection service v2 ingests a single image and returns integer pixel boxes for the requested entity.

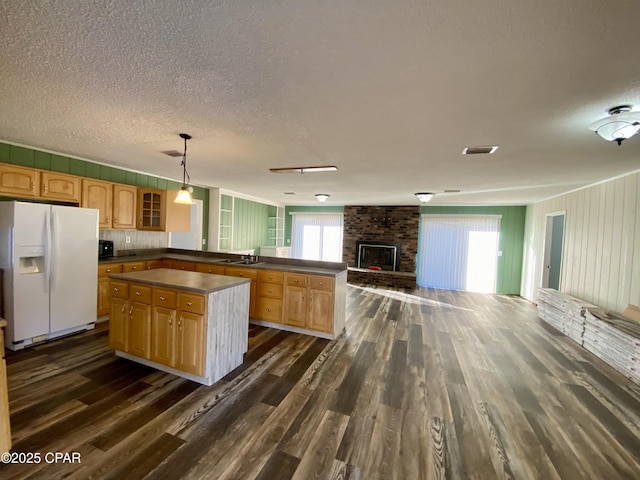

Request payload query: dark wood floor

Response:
[2,285,640,479]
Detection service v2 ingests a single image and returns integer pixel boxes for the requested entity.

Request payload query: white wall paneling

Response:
[522,170,640,312]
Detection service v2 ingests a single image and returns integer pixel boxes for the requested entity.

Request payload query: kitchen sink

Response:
[213,259,237,263]
[232,259,263,265]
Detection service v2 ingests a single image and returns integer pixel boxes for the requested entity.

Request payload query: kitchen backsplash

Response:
[99,230,169,253]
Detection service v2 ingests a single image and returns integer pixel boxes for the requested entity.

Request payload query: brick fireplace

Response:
[343,206,419,288]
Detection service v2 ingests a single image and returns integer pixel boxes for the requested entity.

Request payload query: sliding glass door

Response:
[291,213,343,262]
[418,215,501,293]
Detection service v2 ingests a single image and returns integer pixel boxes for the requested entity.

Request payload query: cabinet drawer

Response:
[285,273,307,287]
[152,288,177,308]
[258,270,284,284]
[110,281,129,299]
[129,284,152,303]
[177,293,206,314]
[123,262,145,272]
[99,263,123,277]
[257,298,282,323]
[225,267,258,281]
[196,263,226,275]
[145,260,168,270]
[170,260,196,271]
[258,282,283,299]
[309,275,333,291]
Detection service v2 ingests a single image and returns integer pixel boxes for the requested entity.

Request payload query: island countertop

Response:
[109,268,250,294]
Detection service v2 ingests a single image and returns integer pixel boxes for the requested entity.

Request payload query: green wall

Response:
[233,197,272,252]
[284,205,345,246]
[0,142,209,246]
[419,205,526,295]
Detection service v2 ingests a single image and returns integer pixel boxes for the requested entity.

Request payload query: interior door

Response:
[542,212,565,291]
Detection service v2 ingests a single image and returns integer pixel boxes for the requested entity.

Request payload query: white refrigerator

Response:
[0,201,99,350]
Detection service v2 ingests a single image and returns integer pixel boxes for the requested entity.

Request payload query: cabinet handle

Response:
[267,308,272,312]
[160,296,165,301]
[294,279,299,283]
[107,269,112,273]
[136,291,141,296]
[181,267,185,270]
[178,318,182,330]
[121,305,125,313]
[169,318,173,326]
[31,181,35,192]
[129,306,134,314]
[114,218,119,224]
[319,282,323,286]
[208,269,212,273]
[132,266,137,270]
[187,301,193,306]
[43,184,48,193]
[268,289,272,294]
[268,275,273,280]
[113,287,119,292]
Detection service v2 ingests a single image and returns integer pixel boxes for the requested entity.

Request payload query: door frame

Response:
[541,210,566,290]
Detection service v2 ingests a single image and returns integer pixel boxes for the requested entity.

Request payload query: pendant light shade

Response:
[175,133,193,204]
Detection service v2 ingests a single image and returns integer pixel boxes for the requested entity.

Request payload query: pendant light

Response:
[174,133,193,204]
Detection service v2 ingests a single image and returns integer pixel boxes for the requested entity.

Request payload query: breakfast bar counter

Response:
[108,269,250,385]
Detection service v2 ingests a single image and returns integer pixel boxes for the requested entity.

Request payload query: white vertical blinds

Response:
[291,213,343,262]
[418,215,501,293]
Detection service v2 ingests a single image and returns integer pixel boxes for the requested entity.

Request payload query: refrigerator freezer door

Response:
[11,203,50,343]
[49,205,98,332]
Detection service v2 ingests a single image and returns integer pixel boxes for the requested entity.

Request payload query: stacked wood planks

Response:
[537,288,595,345]
[583,308,640,385]
[537,288,640,385]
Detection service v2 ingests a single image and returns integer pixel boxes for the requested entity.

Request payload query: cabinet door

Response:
[0,326,11,453]
[283,286,307,328]
[146,259,169,270]
[82,179,113,229]
[0,164,39,197]
[151,306,176,367]
[137,188,165,231]
[109,298,129,351]
[97,276,111,316]
[170,260,196,271]
[40,171,81,202]
[113,184,137,229]
[128,302,151,359]
[176,311,205,376]
[307,289,334,333]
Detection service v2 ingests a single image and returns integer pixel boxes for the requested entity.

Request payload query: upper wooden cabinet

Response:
[0,163,39,198]
[82,179,113,229]
[40,171,81,203]
[137,188,190,232]
[112,184,137,230]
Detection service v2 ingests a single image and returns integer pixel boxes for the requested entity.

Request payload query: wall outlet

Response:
[125,236,131,244]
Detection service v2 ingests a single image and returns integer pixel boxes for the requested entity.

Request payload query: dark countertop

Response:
[99,248,348,277]
[109,268,250,294]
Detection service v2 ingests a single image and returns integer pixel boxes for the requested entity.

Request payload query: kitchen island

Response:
[108,268,250,386]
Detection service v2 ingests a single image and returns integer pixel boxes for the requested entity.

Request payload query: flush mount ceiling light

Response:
[174,133,193,204]
[462,146,499,155]
[589,105,640,145]
[270,165,338,174]
[415,192,435,203]
[315,194,330,203]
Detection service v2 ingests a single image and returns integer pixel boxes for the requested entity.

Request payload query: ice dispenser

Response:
[17,246,45,274]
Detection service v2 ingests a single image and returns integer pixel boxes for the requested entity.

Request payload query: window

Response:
[291,213,343,262]
[418,215,501,293]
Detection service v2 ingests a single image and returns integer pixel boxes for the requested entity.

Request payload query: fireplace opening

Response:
[356,240,401,271]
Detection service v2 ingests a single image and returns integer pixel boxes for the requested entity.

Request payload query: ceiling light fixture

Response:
[270,165,338,174]
[315,194,330,203]
[589,105,640,145]
[415,192,434,203]
[174,133,193,204]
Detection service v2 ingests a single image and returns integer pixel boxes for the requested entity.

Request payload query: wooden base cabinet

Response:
[0,321,12,453]
[109,297,129,351]
[176,311,205,376]
[282,273,335,334]
[150,306,176,367]
[257,270,284,324]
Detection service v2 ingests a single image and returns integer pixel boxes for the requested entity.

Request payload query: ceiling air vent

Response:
[283,192,297,195]
[162,150,183,157]
[462,146,499,155]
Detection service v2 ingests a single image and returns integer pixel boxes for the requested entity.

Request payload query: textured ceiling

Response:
[1,1,639,206]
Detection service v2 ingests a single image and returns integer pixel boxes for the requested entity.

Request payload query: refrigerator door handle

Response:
[51,210,58,292]
[45,209,51,293]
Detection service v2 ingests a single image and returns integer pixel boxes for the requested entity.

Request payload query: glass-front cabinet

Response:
[138,188,165,231]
